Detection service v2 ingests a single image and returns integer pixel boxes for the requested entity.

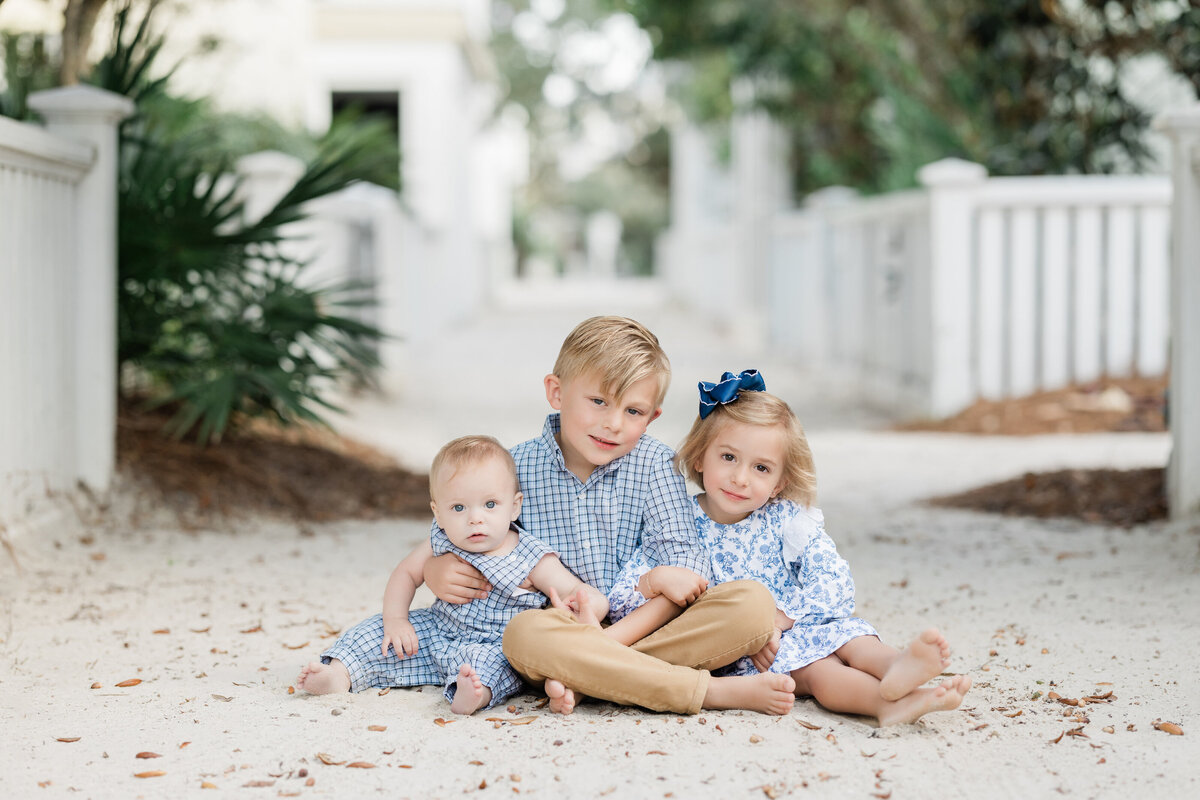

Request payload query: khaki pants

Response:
[501,579,775,714]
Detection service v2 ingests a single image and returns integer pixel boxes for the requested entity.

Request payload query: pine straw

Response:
[117,401,430,523]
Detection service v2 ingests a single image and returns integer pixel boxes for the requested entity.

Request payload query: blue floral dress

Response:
[607,497,877,677]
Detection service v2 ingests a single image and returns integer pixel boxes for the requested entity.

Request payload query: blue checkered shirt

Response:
[508,413,711,593]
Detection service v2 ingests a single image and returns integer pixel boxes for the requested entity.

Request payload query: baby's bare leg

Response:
[449,664,492,715]
[296,659,351,694]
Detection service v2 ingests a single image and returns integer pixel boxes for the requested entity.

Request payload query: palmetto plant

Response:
[95,3,394,443]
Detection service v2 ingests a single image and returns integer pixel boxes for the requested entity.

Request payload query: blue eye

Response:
[452,504,464,512]
[486,500,497,509]
[626,408,642,416]
[591,398,605,406]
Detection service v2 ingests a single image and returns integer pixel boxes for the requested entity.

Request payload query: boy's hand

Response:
[547,587,603,628]
[638,566,708,607]
[381,618,419,658]
[424,553,491,604]
[750,627,781,673]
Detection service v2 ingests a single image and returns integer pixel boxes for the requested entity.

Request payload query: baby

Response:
[297,435,607,714]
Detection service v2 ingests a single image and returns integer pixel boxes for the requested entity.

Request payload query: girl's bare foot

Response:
[877,674,972,726]
[545,679,579,715]
[296,660,350,695]
[449,664,491,715]
[879,628,951,701]
[704,673,796,715]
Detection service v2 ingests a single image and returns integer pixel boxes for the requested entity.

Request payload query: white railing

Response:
[1157,106,1200,519]
[0,87,133,540]
[664,157,1173,420]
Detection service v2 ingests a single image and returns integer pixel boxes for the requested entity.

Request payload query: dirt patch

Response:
[896,375,1167,436]
[117,402,430,523]
[929,467,1167,527]
[905,376,1169,526]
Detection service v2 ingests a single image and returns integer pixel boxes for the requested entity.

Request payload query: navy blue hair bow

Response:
[698,369,766,419]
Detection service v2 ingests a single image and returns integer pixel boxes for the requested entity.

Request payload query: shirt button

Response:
[583,541,591,549]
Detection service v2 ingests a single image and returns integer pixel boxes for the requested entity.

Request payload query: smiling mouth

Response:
[590,435,618,448]
[722,489,749,502]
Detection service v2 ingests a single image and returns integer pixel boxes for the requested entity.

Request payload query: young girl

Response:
[576,369,971,726]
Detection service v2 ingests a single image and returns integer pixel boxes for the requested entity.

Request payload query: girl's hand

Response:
[424,553,491,604]
[750,627,781,673]
[638,566,708,606]
[774,608,795,632]
[381,618,419,658]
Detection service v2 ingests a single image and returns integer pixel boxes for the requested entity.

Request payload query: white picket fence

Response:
[0,87,133,538]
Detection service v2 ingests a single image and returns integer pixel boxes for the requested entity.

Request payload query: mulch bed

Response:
[908,376,1169,526]
[117,401,430,523]
[116,376,1171,527]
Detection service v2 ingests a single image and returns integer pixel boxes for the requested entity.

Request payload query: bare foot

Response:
[704,673,796,715]
[545,679,578,715]
[449,664,492,715]
[877,674,972,726]
[296,660,350,695]
[879,628,951,701]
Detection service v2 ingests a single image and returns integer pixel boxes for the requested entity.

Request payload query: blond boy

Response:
[425,317,795,715]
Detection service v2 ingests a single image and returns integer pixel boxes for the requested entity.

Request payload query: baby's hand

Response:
[548,587,602,628]
[381,619,419,658]
[638,566,708,607]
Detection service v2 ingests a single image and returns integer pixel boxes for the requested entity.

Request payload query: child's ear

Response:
[429,500,438,520]
[648,407,663,423]
[544,374,563,410]
[511,491,524,521]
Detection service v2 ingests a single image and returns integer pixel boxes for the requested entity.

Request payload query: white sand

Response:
[3,306,1197,797]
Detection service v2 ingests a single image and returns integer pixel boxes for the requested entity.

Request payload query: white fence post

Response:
[917,158,988,417]
[28,86,134,495]
[1157,106,1200,519]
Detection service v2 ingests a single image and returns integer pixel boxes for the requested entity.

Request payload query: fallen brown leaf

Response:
[433,718,453,727]
[367,725,387,732]
[508,716,537,726]
[761,786,779,799]
[647,750,668,755]
[1065,726,1089,739]
[241,625,263,634]
[133,771,166,778]
[115,678,142,687]
[287,686,295,695]
[90,552,106,561]
[136,752,161,759]
[469,760,483,765]
[1102,726,1115,734]
[283,642,309,650]
[1050,731,1065,744]
[1152,720,1184,736]
[153,628,170,635]
[1005,711,1023,718]
[377,688,390,696]
[211,694,233,702]
[200,781,217,789]
[872,792,893,799]
[191,626,211,634]
[796,719,821,730]
[56,737,81,743]
[316,753,345,766]
[749,735,763,743]
[242,779,274,787]
[90,682,101,689]
[826,733,837,744]
[346,762,376,769]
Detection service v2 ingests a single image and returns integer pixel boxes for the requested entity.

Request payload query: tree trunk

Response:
[60,0,109,86]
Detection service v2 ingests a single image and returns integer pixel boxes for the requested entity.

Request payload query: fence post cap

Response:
[28,85,135,123]
[1154,104,1200,136]
[917,158,988,188]
[803,185,858,209]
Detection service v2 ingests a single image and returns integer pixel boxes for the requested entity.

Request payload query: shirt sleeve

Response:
[789,522,857,624]
[639,447,713,581]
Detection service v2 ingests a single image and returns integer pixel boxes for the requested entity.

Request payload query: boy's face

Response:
[430,456,523,554]
[544,371,662,481]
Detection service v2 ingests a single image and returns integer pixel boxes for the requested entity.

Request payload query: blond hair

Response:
[429,435,519,497]
[552,316,671,406]
[675,391,817,507]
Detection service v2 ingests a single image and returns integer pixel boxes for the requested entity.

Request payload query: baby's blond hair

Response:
[552,316,671,406]
[675,391,817,507]
[429,435,519,498]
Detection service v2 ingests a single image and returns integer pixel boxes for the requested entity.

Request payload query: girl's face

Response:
[695,420,787,524]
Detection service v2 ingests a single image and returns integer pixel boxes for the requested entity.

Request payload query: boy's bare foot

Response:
[296,660,351,694]
[545,679,578,715]
[704,673,796,715]
[879,628,951,701]
[877,674,972,726]
[449,664,491,715]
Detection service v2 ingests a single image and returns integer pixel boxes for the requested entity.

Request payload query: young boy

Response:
[425,316,795,715]
[296,435,608,715]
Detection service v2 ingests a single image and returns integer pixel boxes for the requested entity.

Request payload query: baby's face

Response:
[430,456,522,554]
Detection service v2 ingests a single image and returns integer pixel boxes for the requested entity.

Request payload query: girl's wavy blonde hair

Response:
[674,390,817,507]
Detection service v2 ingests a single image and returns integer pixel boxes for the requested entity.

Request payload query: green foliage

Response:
[95,3,390,443]
[0,31,59,120]
[619,0,1199,195]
